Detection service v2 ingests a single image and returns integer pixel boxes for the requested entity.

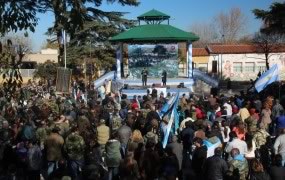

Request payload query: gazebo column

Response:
[116,42,123,80]
[187,42,193,78]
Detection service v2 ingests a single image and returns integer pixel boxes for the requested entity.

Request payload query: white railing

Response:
[93,71,115,88]
[193,69,219,87]
[19,69,36,77]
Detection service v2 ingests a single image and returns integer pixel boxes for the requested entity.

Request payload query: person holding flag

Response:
[255,64,280,93]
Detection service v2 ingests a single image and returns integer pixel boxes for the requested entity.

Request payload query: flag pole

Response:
[63,30,67,69]
[279,80,281,100]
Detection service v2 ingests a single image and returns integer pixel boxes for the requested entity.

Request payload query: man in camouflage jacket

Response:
[253,123,270,149]
[227,148,248,180]
[64,126,85,179]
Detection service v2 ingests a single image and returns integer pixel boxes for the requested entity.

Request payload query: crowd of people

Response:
[0,80,285,180]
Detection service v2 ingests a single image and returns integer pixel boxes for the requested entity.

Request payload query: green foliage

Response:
[34,60,58,81]
[0,1,38,35]
[253,2,285,35]
[0,0,140,79]
[0,41,24,102]
[39,0,139,72]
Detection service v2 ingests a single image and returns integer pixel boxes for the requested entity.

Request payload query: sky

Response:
[31,0,277,52]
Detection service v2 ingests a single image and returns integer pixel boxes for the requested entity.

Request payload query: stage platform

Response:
[117,77,194,87]
[121,87,192,99]
[118,77,194,99]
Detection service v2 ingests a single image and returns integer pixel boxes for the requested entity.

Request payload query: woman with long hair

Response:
[250,158,270,180]
[221,120,230,144]
[127,130,144,166]
[245,133,256,179]
[245,134,256,160]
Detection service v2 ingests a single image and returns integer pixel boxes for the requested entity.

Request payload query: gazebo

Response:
[110,9,199,88]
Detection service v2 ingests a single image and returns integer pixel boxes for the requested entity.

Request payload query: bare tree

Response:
[1,32,33,53]
[214,7,248,43]
[189,22,219,47]
[253,32,285,70]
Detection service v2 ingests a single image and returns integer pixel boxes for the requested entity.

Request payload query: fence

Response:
[19,69,36,77]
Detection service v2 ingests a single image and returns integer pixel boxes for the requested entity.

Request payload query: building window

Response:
[257,62,266,72]
[244,62,255,73]
[233,62,242,73]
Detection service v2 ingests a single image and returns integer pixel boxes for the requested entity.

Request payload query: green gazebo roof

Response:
[110,24,199,42]
[110,9,199,43]
[137,9,170,20]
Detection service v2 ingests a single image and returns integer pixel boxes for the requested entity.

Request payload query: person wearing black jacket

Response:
[203,147,228,180]
[162,70,167,86]
[181,121,195,156]
[192,137,207,179]
[270,154,285,180]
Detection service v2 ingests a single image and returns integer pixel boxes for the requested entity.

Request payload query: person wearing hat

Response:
[96,119,110,155]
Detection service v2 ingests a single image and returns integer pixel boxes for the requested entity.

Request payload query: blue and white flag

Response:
[255,64,280,93]
[162,94,179,148]
[159,95,177,118]
[61,30,66,45]
[162,108,175,148]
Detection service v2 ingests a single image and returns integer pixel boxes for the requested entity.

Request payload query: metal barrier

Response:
[93,71,115,88]
[193,69,219,87]
[19,69,36,77]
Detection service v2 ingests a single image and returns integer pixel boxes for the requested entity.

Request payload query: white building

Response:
[23,48,58,64]
[193,44,285,81]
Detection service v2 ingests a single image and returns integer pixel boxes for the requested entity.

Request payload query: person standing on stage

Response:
[162,70,167,86]
[141,67,148,86]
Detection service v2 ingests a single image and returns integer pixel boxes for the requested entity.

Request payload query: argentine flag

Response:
[159,94,178,118]
[162,94,179,148]
[255,64,280,93]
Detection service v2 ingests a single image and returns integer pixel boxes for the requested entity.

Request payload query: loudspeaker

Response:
[212,60,218,73]
[210,87,219,96]
[177,82,184,88]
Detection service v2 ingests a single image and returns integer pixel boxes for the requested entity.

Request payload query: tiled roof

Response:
[192,44,285,56]
[208,44,285,54]
[192,48,209,56]
[207,44,258,54]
